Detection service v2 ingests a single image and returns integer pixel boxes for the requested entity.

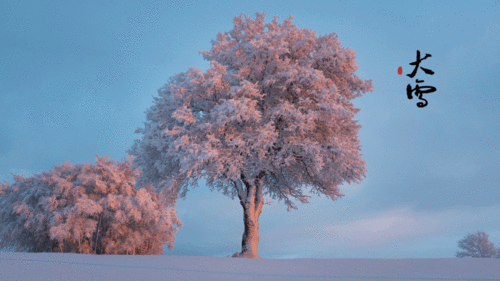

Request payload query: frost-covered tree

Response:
[456,231,498,258]
[128,12,373,259]
[0,155,182,255]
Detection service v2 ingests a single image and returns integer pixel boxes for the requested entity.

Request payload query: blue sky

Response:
[1,0,499,259]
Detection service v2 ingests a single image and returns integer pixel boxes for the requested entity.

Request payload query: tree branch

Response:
[240,172,254,200]
[231,177,247,202]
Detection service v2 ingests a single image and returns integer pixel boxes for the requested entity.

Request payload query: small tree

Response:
[128,12,373,258]
[456,231,498,258]
[0,154,182,255]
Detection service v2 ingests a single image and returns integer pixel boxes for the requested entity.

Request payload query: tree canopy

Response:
[128,12,374,211]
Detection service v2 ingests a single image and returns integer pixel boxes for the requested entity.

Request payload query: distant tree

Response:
[0,155,182,255]
[456,231,498,258]
[128,12,374,259]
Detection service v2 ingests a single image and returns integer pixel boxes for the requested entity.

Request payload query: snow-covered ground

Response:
[1,252,499,280]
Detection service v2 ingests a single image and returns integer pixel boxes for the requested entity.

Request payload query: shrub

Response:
[0,154,182,255]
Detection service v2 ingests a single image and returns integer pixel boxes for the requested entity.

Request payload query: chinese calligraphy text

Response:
[406,50,436,108]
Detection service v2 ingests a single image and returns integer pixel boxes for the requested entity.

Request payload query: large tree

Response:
[128,12,374,259]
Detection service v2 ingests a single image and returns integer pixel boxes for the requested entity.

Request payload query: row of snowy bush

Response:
[0,155,182,255]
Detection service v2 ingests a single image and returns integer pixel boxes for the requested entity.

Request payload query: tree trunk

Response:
[94,214,101,254]
[232,172,265,259]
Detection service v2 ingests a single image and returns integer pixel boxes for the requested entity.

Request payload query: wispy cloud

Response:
[263,203,500,257]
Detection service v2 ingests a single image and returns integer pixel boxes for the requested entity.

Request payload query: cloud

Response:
[263,202,500,256]
[318,203,444,246]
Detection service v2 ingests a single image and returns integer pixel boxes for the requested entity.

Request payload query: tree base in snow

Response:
[230,251,263,259]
